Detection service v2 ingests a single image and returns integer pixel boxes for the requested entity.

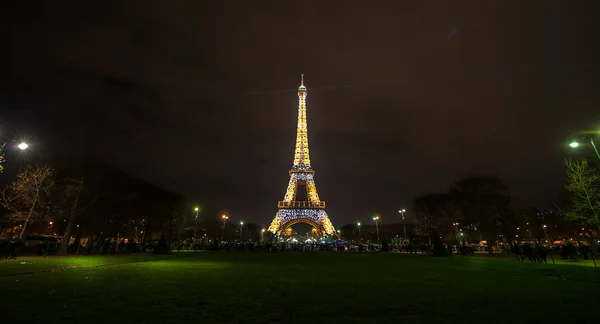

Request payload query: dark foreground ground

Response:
[0,252,598,324]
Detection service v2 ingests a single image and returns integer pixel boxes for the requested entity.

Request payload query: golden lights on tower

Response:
[268,75,336,237]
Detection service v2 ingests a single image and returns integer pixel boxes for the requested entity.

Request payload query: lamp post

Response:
[0,141,28,154]
[373,216,380,243]
[220,214,228,241]
[453,222,460,243]
[239,221,244,242]
[570,136,600,162]
[0,141,28,173]
[357,222,361,242]
[193,207,200,245]
[399,209,407,244]
[542,224,550,245]
[261,229,265,242]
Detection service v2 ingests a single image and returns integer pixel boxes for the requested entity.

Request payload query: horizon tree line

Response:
[1,156,598,255]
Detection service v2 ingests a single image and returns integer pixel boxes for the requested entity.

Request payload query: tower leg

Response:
[305,178,320,202]
[283,177,298,202]
[268,209,336,237]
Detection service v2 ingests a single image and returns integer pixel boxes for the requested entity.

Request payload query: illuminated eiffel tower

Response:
[267,75,336,238]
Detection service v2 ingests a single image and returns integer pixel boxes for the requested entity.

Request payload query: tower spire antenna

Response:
[300,74,304,87]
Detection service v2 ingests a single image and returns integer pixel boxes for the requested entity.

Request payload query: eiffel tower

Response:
[267,75,336,238]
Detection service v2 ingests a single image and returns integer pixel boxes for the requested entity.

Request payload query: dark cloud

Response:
[1,0,599,226]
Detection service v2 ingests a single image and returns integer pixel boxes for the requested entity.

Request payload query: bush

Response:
[380,239,390,252]
[431,235,449,257]
[210,238,220,251]
[153,234,170,254]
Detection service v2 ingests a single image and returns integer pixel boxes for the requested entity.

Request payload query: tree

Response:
[558,158,600,232]
[166,203,187,250]
[488,194,514,243]
[153,234,169,254]
[0,153,5,174]
[450,176,509,254]
[413,193,453,254]
[1,165,54,238]
[56,173,97,255]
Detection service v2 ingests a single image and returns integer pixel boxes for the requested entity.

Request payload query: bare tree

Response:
[166,203,187,250]
[488,194,514,243]
[450,176,509,254]
[57,174,97,255]
[558,158,600,232]
[414,211,444,241]
[413,193,453,244]
[1,165,54,238]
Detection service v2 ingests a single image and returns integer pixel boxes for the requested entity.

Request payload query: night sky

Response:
[2,1,599,226]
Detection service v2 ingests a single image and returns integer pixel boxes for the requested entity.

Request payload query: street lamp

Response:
[0,141,29,173]
[261,229,265,242]
[569,135,600,162]
[357,222,361,242]
[1,141,28,153]
[193,207,200,245]
[220,214,228,241]
[239,221,244,242]
[373,216,380,242]
[399,209,408,244]
[542,224,550,245]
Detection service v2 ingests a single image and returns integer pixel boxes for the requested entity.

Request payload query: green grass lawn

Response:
[1,252,599,324]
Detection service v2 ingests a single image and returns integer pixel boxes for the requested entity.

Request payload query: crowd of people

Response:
[1,232,598,265]
[0,236,24,260]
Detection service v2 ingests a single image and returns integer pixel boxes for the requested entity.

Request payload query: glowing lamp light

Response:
[194,207,199,211]
[569,141,580,148]
[18,142,28,150]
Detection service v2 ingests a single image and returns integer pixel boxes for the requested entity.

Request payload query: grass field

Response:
[1,252,599,324]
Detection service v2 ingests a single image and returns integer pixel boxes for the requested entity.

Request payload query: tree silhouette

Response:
[413,193,453,251]
[1,165,54,238]
[166,203,187,249]
[55,170,97,255]
[559,158,600,232]
[449,176,509,254]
